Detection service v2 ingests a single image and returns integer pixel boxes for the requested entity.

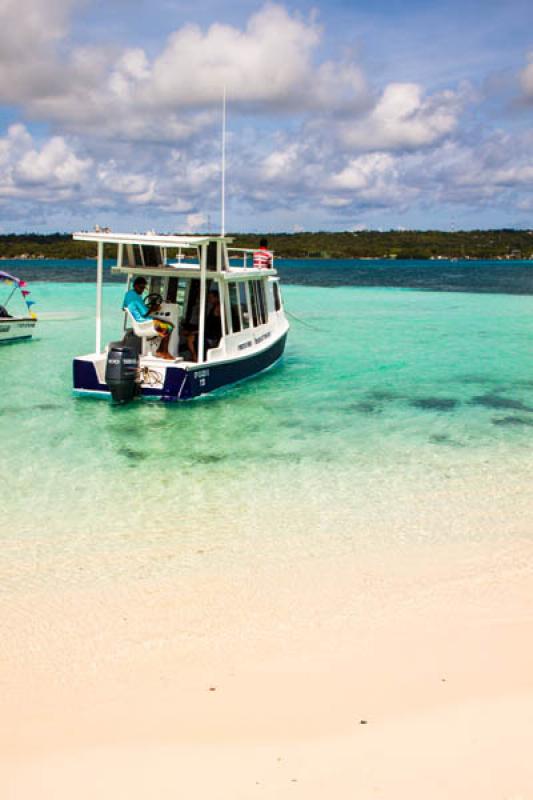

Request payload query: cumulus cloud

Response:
[391,131,533,212]
[2,3,532,229]
[251,115,533,220]
[2,115,533,229]
[97,161,157,204]
[0,124,91,203]
[0,121,222,224]
[15,137,91,187]
[10,4,370,143]
[144,8,368,114]
[184,212,209,232]
[261,143,304,181]
[455,135,533,197]
[324,152,421,211]
[0,124,33,168]
[253,136,407,213]
[147,5,320,109]
[329,153,397,191]
[0,0,76,104]
[337,83,461,152]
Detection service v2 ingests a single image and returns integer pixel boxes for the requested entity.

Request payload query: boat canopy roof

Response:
[73,229,275,278]
[73,231,234,248]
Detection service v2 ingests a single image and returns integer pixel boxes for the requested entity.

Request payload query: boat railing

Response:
[110,244,273,274]
[171,248,200,265]
[227,247,274,270]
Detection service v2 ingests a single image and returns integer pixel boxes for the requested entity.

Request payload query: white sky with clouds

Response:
[0,0,532,232]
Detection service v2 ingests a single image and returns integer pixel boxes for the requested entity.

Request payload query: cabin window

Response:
[123,244,139,267]
[123,244,163,268]
[228,282,242,332]
[249,282,259,327]
[206,279,227,339]
[240,282,251,329]
[250,281,267,327]
[256,281,267,324]
[142,245,163,267]
[183,279,201,328]
[166,277,178,304]
[206,241,218,270]
[177,280,187,307]
[273,281,281,311]
[167,277,189,317]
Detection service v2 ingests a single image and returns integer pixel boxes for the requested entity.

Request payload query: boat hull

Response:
[0,318,36,344]
[73,332,287,401]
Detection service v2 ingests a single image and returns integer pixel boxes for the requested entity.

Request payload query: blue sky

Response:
[0,0,532,233]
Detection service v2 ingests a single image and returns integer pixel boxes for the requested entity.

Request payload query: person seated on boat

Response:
[182,289,221,362]
[0,304,12,318]
[253,238,273,269]
[180,294,200,362]
[205,289,222,351]
[122,276,174,360]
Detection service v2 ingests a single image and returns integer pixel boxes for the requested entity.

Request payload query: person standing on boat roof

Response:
[253,238,273,269]
[122,276,174,360]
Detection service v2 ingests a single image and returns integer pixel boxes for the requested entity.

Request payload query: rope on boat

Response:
[138,366,164,386]
[285,309,326,332]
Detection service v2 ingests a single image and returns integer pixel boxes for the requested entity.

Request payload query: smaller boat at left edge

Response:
[0,270,38,344]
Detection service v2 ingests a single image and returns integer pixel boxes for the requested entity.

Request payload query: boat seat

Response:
[124,308,160,355]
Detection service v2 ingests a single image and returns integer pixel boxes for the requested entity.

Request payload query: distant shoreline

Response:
[1,229,533,260]
[1,255,533,263]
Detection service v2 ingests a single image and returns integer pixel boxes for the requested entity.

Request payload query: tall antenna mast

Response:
[221,85,226,237]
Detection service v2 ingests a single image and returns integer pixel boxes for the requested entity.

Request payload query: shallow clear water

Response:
[1,275,532,592]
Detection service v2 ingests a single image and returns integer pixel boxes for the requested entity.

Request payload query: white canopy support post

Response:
[218,278,227,339]
[222,240,230,271]
[198,243,207,363]
[237,281,244,330]
[95,240,104,354]
[223,279,232,334]
[244,280,252,328]
[123,274,131,333]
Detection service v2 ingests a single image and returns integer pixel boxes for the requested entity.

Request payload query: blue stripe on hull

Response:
[174,332,287,400]
[73,333,287,402]
[73,359,105,394]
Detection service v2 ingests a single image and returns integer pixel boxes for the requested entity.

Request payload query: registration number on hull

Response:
[194,368,210,388]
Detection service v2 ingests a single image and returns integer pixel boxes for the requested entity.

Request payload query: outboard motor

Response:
[105,345,139,404]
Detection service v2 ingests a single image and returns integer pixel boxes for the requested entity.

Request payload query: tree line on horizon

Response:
[0,229,532,260]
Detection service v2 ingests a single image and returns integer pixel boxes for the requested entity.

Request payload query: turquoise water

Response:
[1,280,532,591]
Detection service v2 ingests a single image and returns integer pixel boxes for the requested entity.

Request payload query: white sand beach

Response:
[1,501,532,799]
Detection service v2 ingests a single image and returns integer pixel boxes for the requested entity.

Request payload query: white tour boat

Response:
[72,231,289,402]
[0,270,37,344]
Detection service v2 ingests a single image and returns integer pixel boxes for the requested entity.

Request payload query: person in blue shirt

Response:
[123,276,174,359]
